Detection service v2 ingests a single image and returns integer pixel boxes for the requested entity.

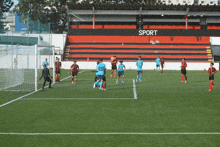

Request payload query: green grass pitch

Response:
[0,69,220,146]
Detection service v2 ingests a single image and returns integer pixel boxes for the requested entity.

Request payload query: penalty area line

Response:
[0,132,220,135]
[0,70,87,108]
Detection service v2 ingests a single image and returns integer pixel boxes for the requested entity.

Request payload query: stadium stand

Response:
[64,34,212,62]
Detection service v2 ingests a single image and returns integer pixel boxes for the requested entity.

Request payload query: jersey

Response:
[43,61,49,68]
[118,64,125,72]
[208,67,217,77]
[156,58,161,65]
[112,59,117,66]
[160,60,164,65]
[136,60,143,71]
[96,65,99,75]
[55,62,61,71]
[97,63,106,75]
[181,61,187,70]
[40,68,50,79]
[71,64,79,72]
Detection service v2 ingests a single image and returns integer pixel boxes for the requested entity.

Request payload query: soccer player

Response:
[110,56,117,78]
[102,71,107,91]
[204,62,217,92]
[95,61,99,83]
[39,64,52,89]
[155,56,161,71]
[55,58,61,82]
[136,56,143,82]
[160,57,165,73]
[93,59,106,90]
[70,60,79,84]
[116,60,125,84]
[42,58,49,69]
[181,58,187,83]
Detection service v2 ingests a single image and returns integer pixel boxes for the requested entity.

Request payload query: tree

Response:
[0,0,14,33]
[15,0,68,33]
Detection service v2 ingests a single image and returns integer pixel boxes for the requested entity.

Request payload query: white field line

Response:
[21,98,134,100]
[0,132,220,135]
[0,70,87,108]
[133,79,137,99]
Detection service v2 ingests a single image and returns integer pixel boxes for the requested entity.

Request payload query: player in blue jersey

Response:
[116,60,126,84]
[93,59,106,90]
[136,56,143,82]
[42,58,49,69]
[155,56,161,71]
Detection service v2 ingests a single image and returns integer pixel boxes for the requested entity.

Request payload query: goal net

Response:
[0,45,55,91]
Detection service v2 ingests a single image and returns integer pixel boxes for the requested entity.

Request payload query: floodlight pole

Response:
[186,8,189,30]
[93,7,95,29]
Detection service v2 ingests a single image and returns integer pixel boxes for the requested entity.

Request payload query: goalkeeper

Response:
[39,64,53,89]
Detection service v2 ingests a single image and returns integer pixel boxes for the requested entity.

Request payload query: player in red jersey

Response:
[204,62,217,92]
[181,58,187,83]
[110,56,117,78]
[160,57,165,73]
[55,58,61,82]
[70,60,79,84]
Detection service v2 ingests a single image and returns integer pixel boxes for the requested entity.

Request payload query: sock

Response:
[122,79,124,82]
[104,82,106,89]
[117,79,119,82]
[95,80,99,85]
[161,69,163,72]
[75,79,77,83]
[212,82,214,86]
[102,85,103,88]
[181,75,183,81]
[210,81,212,90]
[139,75,142,80]
[55,77,57,81]
[136,75,138,81]
[100,82,103,88]
[184,75,187,81]
[114,73,116,77]
[111,71,113,76]
[72,78,73,81]
[58,78,59,81]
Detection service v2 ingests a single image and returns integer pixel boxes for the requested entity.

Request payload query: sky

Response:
[10,0,19,10]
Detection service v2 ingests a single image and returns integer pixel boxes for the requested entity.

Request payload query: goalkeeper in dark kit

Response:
[39,64,53,89]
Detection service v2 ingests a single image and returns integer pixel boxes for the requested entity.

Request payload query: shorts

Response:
[137,70,143,74]
[118,71,124,77]
[103,75,106,82]
[44,77,51,82]
[112,65,117,70]
[161,64,164,68]
[56,71,60,74]
[156,65,160,67]
[97,75,104,80]
[209,76,214,80]
[181,69,187,75]
[72,72,77,76]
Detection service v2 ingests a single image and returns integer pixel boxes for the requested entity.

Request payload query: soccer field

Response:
[0,69,220,146]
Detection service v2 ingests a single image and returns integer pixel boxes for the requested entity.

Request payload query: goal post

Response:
[35,45,55,91]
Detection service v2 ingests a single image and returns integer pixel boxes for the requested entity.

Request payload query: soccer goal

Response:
[0,45,55,91]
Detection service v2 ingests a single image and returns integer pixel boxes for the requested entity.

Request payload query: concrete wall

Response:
[61,61,220,71]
